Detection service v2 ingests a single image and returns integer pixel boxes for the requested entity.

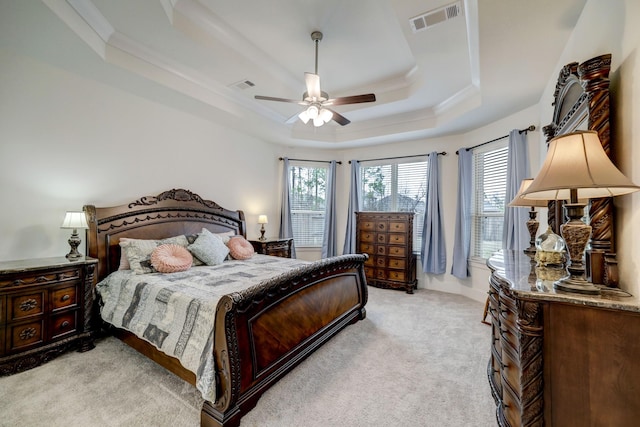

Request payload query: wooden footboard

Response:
[203,254,368,427]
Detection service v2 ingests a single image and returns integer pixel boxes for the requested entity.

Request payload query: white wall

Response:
[0,51,283,260]
[537,0,640,295]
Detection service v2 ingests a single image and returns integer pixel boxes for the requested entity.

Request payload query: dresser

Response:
[487,251,640,427]
[249,238,293,258]
[0,256,97,375]
[355,212,417,293]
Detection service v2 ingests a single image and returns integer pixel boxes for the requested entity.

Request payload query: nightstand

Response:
[0,256,97,375]
[249,238,293,258]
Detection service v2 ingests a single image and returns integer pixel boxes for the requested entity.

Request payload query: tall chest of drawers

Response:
[0,256,97,375]
[356,212,417,293]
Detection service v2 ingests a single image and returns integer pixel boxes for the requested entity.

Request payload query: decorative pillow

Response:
[118,238,132,270]
[227,236,255,260]
[120,235,190,274]
[151,244,193,273]
[187,228,230,266]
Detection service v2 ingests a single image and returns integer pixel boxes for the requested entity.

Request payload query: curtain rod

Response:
[348,151,447,164]
[279,157,342,164]
[455,125,536,155]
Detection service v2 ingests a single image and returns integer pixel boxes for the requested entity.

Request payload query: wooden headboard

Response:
[83,189,246,281]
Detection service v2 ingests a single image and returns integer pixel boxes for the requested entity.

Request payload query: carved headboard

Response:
[542,53,613,285]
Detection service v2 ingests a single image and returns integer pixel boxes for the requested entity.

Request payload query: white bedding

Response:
[95,254,310,401]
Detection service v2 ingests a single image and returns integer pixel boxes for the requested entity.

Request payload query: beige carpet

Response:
[0,287,496,427]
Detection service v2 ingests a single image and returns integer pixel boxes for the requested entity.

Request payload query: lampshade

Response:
[258,215,268,224]
[508,178,549,207]
[521,130,640,201]
[60,211,88,229]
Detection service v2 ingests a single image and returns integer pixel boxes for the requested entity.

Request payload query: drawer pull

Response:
[61,294,70,302]
[61,320,70,328]
[19,327,37,340]
[20,298,38,312]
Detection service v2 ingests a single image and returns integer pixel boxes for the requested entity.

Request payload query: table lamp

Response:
[61,211,89,259]
[508,178,549,256]
[520,130,640,295]
[258,215,268,241]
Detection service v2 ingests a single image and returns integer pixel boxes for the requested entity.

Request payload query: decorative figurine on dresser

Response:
[0,256,97,375]
[355,211,417,293]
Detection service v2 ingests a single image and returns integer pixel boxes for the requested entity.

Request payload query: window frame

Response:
[287,161,329,249]
[470,140,509,260]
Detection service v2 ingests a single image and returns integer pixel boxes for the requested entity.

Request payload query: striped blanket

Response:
[96,255,309,401]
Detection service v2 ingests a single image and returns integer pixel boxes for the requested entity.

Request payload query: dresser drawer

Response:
[375,221,387,232]
[359,243,375,255]
[388,270,406,282]
[360,221,375,231]
[8,320,44,351]
[388,233,407,245]
[51,284,78,311]
[364,267,375,280]
[387,258,406,269]
[360,232,375,243]
[500,346,521,393]
[499,321,519,354]
[388,246,407,257]
[501,383,522,427]
[9,291,45,321]
[50,312,77,340]
[389,221,408,232]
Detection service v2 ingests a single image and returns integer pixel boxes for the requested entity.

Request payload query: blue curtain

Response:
[502,130,530,250]
[322,161,337,258]
[451,148,472,278]
[342,160,361,254]
[421,152,446,274]
[279,157,296,258]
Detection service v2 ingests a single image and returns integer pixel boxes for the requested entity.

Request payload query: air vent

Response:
[409,1,462,34]
[230,79,255,90]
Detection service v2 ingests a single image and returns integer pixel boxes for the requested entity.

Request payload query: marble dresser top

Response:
[487,250,640,313]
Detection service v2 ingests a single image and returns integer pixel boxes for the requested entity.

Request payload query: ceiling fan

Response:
[254,31,376,127]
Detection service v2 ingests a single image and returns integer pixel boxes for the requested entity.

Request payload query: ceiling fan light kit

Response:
[255,31,376,127]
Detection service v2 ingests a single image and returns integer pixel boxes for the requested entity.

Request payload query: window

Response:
[288,162,328,247]
[359,159,428,250]
[471,142,509,259]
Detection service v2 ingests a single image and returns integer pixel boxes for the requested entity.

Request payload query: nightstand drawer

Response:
[51,285,78,311]
[9,292,45,321]
[9,320,44,351]
[51,312,77,339]
[0,267,81,288]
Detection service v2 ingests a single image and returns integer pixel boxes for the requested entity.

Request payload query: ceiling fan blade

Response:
[255,95,308,105]
[304,72,322,99]
[285,113,300,124]
[328,109,351,126]
[325,93,376,106]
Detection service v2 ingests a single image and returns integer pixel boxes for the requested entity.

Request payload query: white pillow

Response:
[188,228,230,266]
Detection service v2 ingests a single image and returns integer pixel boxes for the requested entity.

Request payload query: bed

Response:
[83,188,368,427]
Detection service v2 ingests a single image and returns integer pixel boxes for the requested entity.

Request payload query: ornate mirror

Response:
[542,53,613,285]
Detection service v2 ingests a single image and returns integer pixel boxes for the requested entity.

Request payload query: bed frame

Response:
[83,188,368,427]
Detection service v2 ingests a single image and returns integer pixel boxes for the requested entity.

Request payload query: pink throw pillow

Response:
[227,236,255,260]
[151,244,193,273]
